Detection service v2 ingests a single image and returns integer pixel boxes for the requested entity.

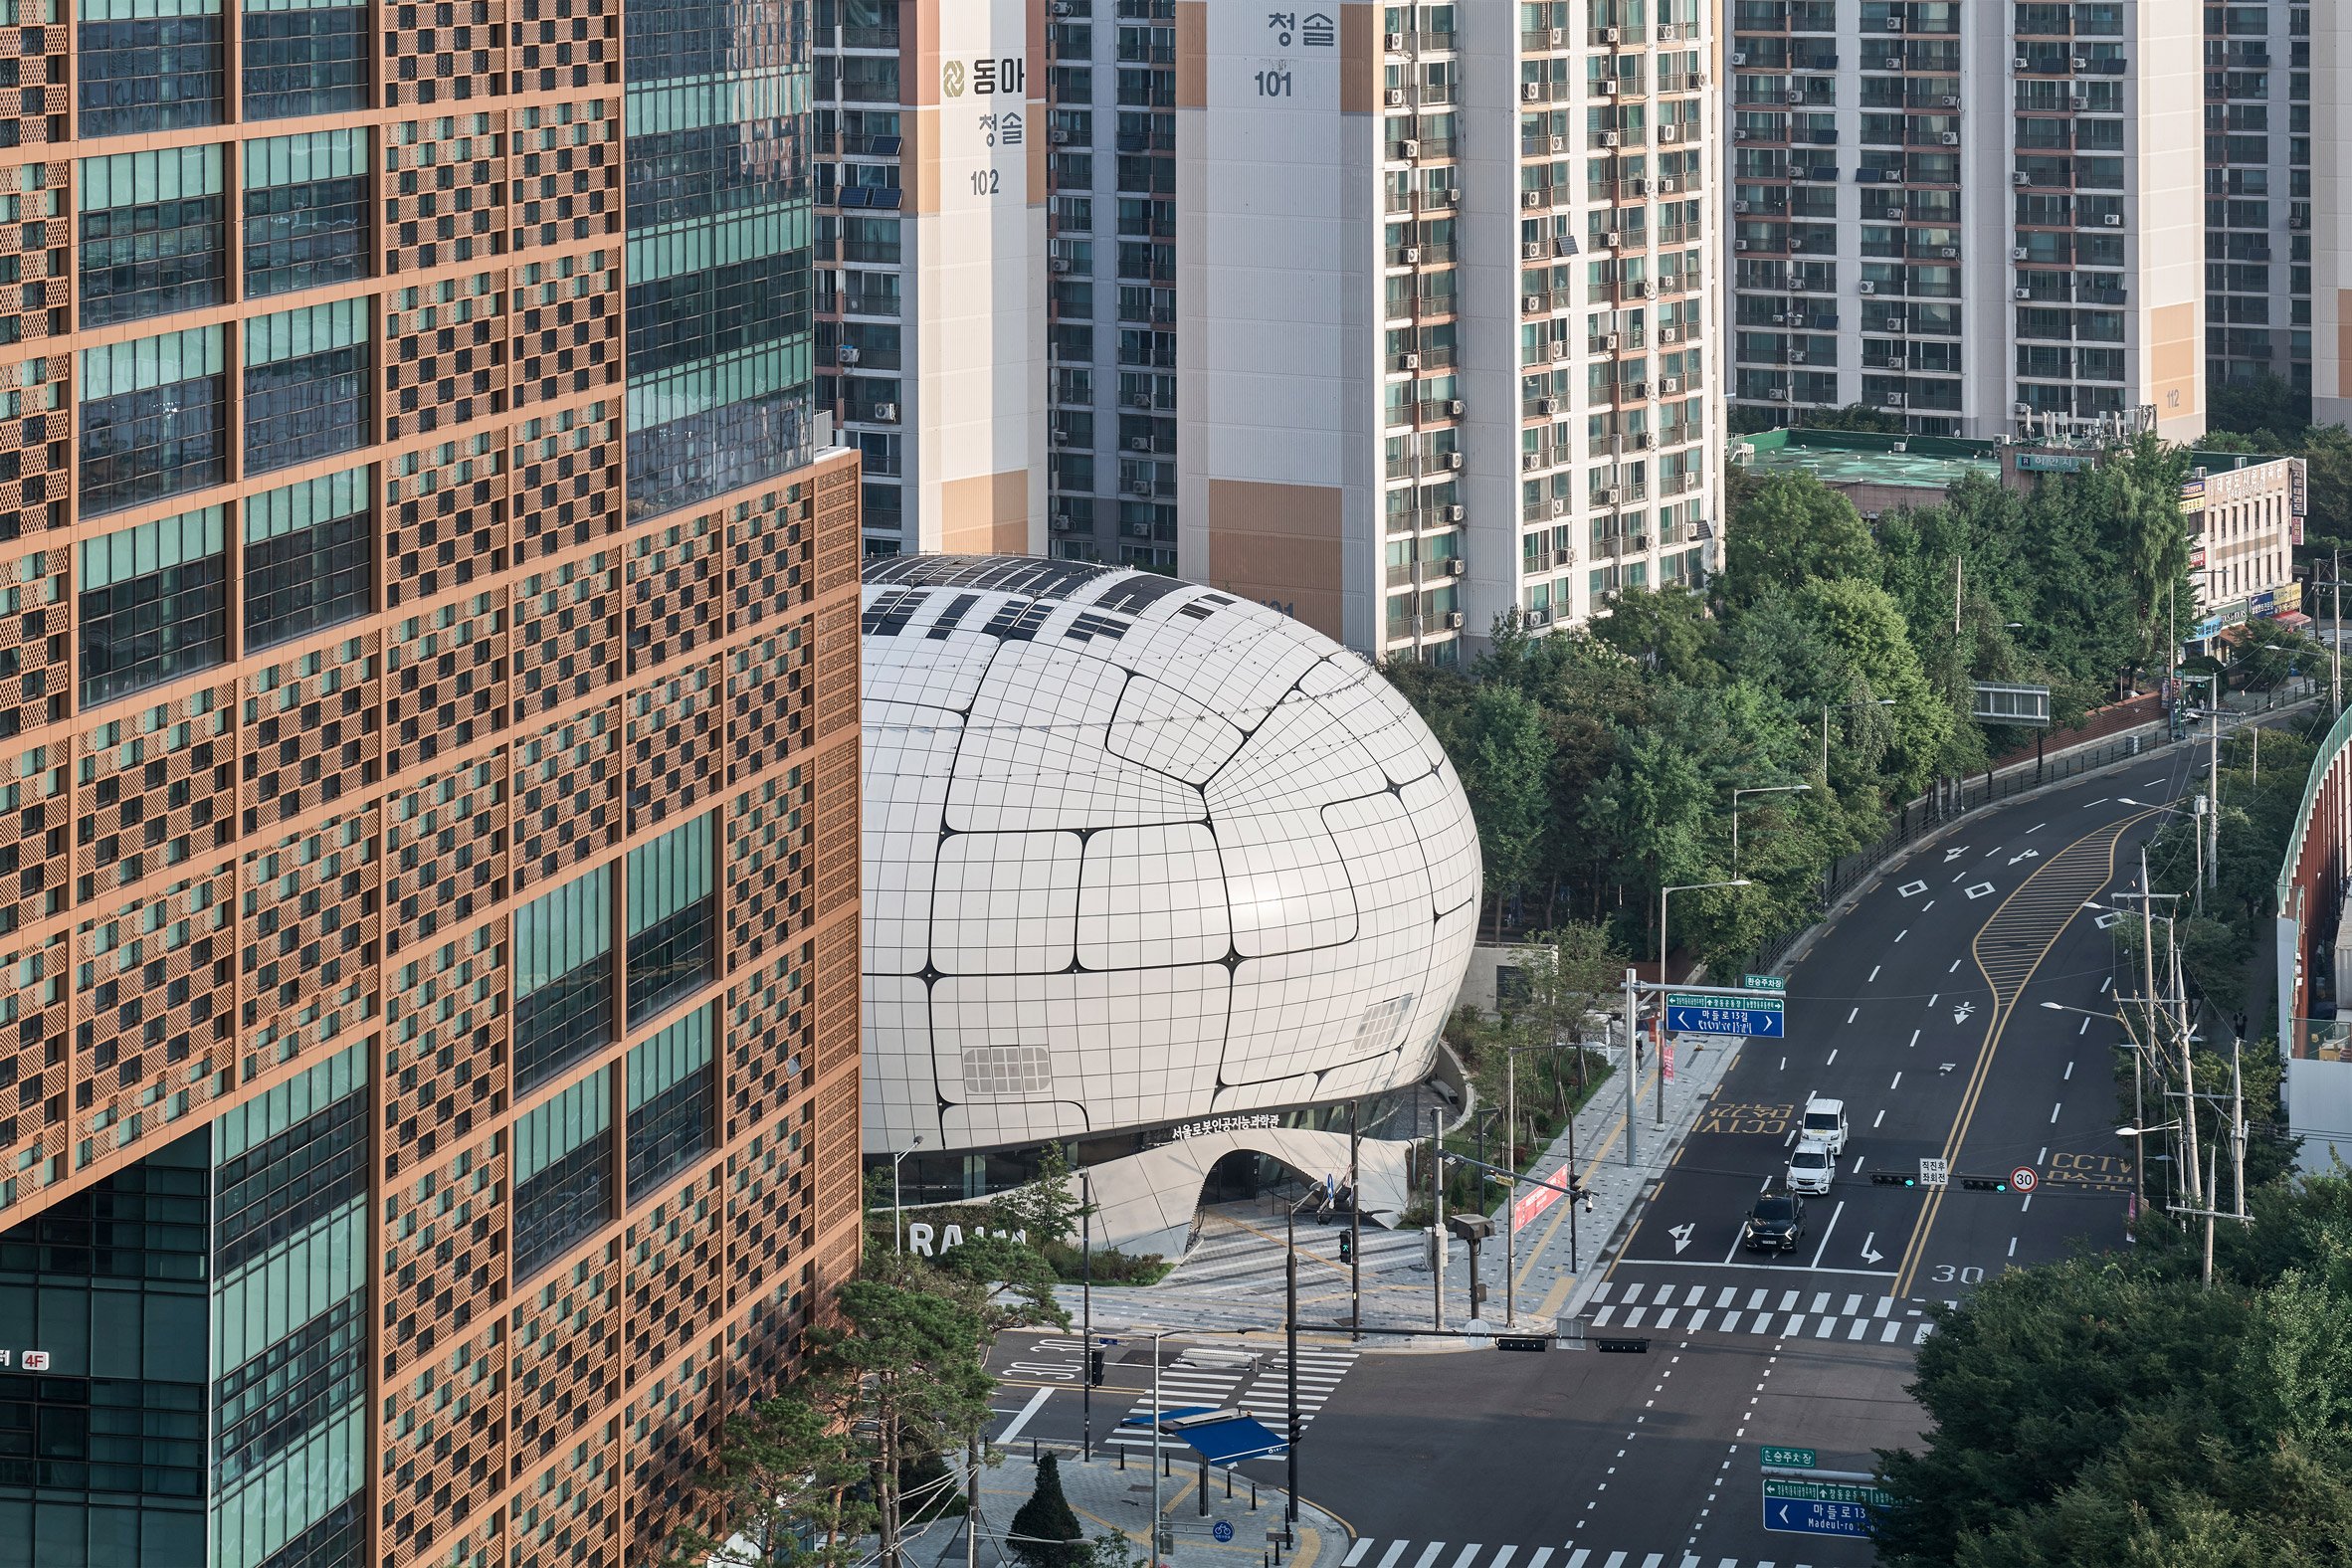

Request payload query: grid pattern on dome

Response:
[859,558,1482,1154]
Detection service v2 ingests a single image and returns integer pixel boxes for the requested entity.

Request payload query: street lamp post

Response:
[1657,879,1751,1123]
[891,1134,926,1255]
[1731,783,1811,878]
[2181,675,2221,893]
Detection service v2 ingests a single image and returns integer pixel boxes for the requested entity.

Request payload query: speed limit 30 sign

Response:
[2010,1166,2039,1193]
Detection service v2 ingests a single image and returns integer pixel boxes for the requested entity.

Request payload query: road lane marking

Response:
[1890,1071,1902,1090]
[2051,1101,2062,1123]
[1809,1200,1845,1269]
[1928,994,1939,1008]
[1896,929,1908,942]
[1873,1109,1885,1127]
[1922,899,1934,911]
[1949,959,1964,972]
[997,1385,1054,1444]
[1847,1007,1859,1023]
[1868,965,1880,983]
[1893,806,2155,1297]
[2009,1236,2018,1258]
[1827,1049,1839,1066]
[2064,1061,2073,1080]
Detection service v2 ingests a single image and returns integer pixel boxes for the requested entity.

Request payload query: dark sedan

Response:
[1742,1192,1807,1253]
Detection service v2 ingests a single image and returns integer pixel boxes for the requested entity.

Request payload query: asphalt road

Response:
[1602,750,2196,1320]
[987,738,2224,1564]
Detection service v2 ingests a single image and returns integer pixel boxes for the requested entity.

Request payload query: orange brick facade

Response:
[0,13,866,1563]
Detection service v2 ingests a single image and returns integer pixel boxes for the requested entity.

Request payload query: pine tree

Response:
[1008,1453,1088,1568]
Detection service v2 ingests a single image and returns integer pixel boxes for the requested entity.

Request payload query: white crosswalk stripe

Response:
[1587,1280,1937,1345]
[1343,1544,1854,1568]
[1102,1347,1360,1446]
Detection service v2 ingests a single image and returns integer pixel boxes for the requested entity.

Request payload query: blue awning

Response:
[1119,1407,1290,1469]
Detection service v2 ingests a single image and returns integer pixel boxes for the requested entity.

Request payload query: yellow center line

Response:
[1889,809,2152,1298]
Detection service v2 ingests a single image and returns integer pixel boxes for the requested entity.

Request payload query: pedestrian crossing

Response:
[1341,1542,1860,1568]
[1584,1280,1945,1346]
[1099,1345,1361,1448]
[1163,1219,1423,1295]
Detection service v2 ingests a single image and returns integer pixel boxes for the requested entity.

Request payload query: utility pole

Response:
[1504,1052,1517,1328]
[1080,1169,1093,1462]
[1623,967,1641,1170]
[2208,695,2221,894]
[2335,547,2344,716]
[1285,1196,1299,1524]
[1430,1106,1445,1333]
[1348,1097,1361,1344]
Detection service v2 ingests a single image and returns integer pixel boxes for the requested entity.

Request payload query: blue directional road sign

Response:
[1665,991,1786,1039]
[1761,1478,1888,1538]
[1213,1522,1235,1544]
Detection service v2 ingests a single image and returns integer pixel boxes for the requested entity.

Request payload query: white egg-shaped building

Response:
[860,555,1481,1158]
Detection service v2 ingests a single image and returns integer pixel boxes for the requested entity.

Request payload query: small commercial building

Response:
[2183,450,2309,649]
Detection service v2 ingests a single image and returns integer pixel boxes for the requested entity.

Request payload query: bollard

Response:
[1163,1450,1171,1477]
[1225,1468,1232,1499]
[1119,1446,1127,1472]
[1032,1440,1040,1465]
[1252,1476,1259,1510]
[1200,1457,1209,1515]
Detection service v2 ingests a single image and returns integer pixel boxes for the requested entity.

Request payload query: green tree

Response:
[821,1268,998,1568]
[1717,473,1879,607]
[1792,577,1953,798]
[1512,921,1627,1104]
[665,1388,876,1568]
[1008,1454,1088,1568]
[1463,683,1554,936]
[2210,372,2312,444]
[1590,586,1720,686]
[987,1142,1084,1256]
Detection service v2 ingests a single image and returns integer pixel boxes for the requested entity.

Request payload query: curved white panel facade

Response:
[860,556,1481,1155]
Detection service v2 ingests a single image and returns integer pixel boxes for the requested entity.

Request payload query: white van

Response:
[1801,1096,1849,1155]
[1787,1138,1836,1195]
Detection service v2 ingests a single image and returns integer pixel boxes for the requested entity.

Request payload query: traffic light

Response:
[1961,1176,2009,1192]
[1087,1349,1105,1386]
[1336,1230,1354,1264]
[1871,1171,1916,1187]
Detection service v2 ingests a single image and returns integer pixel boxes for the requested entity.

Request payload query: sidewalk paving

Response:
[918,1446,1344,1568]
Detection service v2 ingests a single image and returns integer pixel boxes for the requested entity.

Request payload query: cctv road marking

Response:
[1966,882,1996,898]
[1899,879,1928,896]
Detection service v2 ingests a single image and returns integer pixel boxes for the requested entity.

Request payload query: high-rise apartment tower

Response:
[1177,0,1723,658]
[0,0,865,1562]
[1727,0,2205,442]
[2205,1,2309,399]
